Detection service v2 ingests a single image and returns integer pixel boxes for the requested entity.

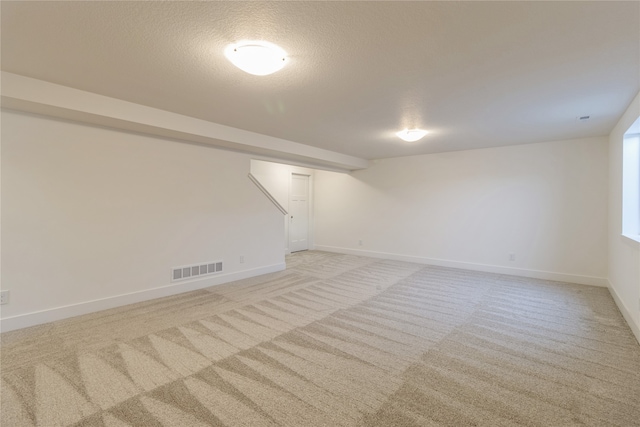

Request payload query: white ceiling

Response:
[1,1,639,160]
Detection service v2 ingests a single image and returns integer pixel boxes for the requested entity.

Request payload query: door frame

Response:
[287,173,312,254]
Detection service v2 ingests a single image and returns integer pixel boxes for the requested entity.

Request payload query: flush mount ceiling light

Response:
[396,129,428,142]
[224,40,288,76]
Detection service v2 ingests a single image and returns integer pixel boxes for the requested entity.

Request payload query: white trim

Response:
[314,245,609,287]
[622,233,640,246]
[608,280,640,346]
[0,263,285,333]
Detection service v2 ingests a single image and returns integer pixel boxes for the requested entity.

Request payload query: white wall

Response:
[314,137,609,286]
[608,91,640,343]
[0,110,285,331]
[250,160,314,254]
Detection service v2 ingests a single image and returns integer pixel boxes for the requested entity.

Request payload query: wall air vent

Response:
[172,260,223,282]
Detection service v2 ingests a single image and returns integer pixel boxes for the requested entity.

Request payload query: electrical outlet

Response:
[240,255,245,264]
[358,240,363,246]
[509,253,516,262]
[0,290,9,305]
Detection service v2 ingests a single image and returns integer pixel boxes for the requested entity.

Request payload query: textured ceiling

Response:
[2,1,639,160]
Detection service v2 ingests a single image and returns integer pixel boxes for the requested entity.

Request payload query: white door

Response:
[289,174,309,252]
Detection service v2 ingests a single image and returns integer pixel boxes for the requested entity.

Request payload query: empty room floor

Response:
[2,251,639,426]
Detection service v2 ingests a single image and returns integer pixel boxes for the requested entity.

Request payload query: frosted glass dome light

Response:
[396,129,428,142]
[224,41,288,76]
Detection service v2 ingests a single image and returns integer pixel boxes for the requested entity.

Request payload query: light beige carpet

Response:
[1,251,639,426]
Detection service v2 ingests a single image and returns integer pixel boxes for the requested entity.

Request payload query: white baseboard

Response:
[0,263,286,333]
[314,245,609,287]
[607,280,640,346]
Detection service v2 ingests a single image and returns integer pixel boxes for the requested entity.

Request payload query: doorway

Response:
[289,174,309,252]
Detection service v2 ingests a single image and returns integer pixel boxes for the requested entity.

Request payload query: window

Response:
[622,116,640,242]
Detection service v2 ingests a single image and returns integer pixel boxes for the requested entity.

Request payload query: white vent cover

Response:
[172,260,223,282]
